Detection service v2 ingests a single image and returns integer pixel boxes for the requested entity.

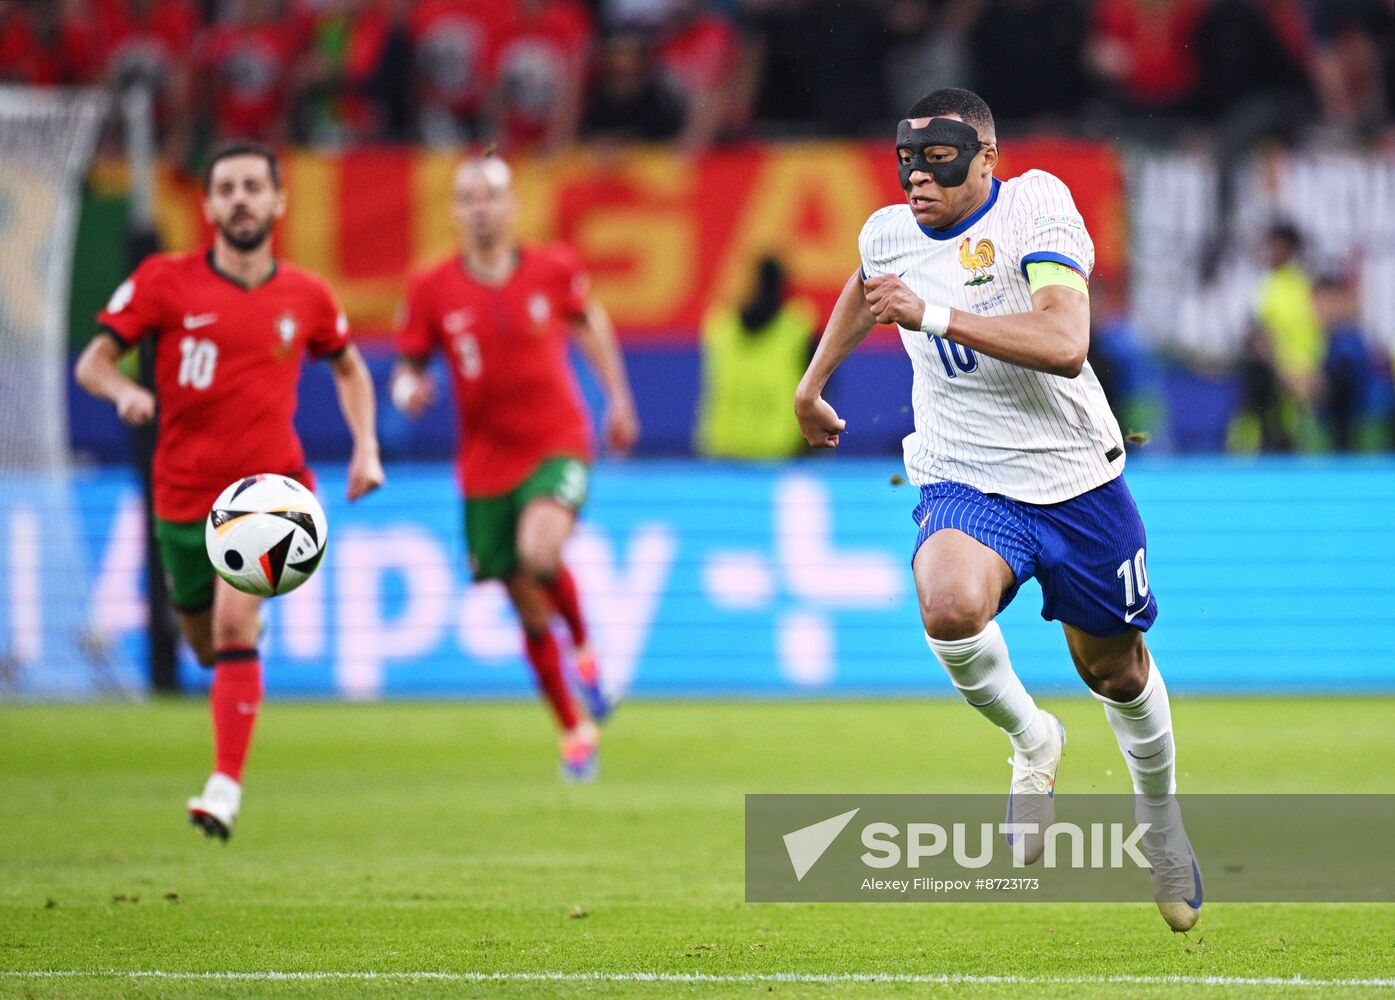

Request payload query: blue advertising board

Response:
[4,458,1393,698]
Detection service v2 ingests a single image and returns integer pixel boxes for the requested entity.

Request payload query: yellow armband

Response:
[1025,260,1088,296]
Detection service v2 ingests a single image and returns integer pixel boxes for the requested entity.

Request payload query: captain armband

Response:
[1025,260,1088,297]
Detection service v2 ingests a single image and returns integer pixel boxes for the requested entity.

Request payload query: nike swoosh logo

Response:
[1183,855,1203,909]
[1123,597,1151,624]
[183,313,218,329]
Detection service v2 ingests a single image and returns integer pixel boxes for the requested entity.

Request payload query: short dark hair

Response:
[203,142,281,192]
[907,88,995,140]
[1265,221,1303,252]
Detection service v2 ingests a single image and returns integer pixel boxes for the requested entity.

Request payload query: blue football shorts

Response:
[911,476,1157,637]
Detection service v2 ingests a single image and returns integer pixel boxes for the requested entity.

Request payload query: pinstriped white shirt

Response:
[859,170,1125,504]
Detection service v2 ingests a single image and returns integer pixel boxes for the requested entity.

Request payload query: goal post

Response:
[0,85,142,697]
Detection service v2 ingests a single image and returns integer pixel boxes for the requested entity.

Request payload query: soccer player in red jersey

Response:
[391,154,639,781]
[74,143,385,839]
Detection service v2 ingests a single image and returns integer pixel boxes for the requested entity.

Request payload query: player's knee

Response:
[919,590,993,641]
[211,615,260,651]
[517,546,560,586]
[1081,641,1149,702]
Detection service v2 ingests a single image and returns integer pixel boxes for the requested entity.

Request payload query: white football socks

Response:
[926,621,1051,759]
[1097,652,1176,803]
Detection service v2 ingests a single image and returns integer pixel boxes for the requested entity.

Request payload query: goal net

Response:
[0,85,139,697]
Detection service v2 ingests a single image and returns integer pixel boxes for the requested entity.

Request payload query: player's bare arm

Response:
[327,343,385,500]
[793,268,878,448]
[73,335,155,426]
[573,299,640,455]
[864,273,1089,378]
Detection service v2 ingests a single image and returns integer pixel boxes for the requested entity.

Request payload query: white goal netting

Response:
[0,86,139,697]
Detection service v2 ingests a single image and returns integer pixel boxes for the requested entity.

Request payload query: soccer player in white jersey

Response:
[793,88,1201,932]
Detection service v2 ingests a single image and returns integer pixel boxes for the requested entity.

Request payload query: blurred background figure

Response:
[1314,274,1372,453]
[1084,273,1151,440]
[490,0,592,153]
[964,0,1090,133]
[97,0,200,155]
[0,0,100,86]
[1232,223,1321,453]
[197,0,304,143]
[1309,0,1395,139]
[294,0,412,146]
[696,256,815,460]
[582,29,686,142]
[409,0,511,145]
[1189,0,1313,144]
[652,0,743,149]
[740,0,891,137]
[1087,0,1205,130]
[881,0,970,117]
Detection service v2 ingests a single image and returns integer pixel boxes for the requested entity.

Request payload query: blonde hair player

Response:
[391,153,639,781]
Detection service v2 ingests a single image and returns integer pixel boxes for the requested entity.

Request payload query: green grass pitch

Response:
[1,696,1392,998]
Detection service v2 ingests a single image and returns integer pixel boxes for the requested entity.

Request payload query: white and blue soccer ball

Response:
[205,474,328,597]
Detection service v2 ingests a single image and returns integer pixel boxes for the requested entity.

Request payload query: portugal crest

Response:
[272,312,298,360]
[959,237,996,287]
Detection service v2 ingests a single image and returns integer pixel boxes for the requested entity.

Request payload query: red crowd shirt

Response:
[655,13,740,94]
[0,8,101,85]
[96,251,351,522]
[493,0,592,147]
[397,246,595,498]
[199,18,303,138]
[1091,0,1205,108]
[411,0,516,119]
[95,0,200,121]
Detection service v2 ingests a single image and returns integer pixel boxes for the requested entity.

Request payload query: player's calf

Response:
[176,608,216,667]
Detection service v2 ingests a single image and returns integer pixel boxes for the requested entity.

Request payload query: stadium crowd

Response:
[2,0,1392,153]
[10,0,1394,455]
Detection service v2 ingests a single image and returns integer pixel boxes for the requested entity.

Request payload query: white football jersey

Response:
[859,170,1125,504]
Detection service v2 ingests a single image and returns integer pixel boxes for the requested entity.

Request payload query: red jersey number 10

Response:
[178,336,219,389]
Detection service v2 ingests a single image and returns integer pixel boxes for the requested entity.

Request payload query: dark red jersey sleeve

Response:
[549,243,591,322]
[396,271,439,361]
[95,255,168,346]
[306,278,352,360]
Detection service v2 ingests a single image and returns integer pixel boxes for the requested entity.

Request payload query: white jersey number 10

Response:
[929,334,977,378]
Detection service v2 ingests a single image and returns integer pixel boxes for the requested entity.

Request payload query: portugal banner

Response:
[153,140,1125,341]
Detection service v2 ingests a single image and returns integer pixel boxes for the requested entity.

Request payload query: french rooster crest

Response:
[959,237,996,286]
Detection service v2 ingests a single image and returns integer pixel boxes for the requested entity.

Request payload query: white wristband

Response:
[918,304,951,337]
[390,372,417,412]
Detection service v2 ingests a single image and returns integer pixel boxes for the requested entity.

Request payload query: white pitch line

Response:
[2,971,1393,988]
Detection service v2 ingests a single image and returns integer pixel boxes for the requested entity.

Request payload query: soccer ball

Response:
[205,474,328,597]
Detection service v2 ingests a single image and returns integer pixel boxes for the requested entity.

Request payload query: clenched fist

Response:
[864,274,927,330]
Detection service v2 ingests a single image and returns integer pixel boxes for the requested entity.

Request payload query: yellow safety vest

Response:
[696,301,815,459]
[1256,264,1322,382]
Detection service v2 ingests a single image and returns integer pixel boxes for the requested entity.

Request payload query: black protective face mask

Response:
[896,117,984,190]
